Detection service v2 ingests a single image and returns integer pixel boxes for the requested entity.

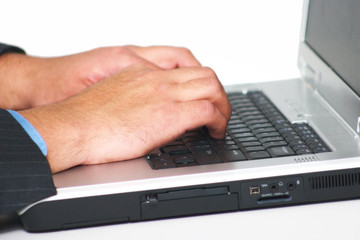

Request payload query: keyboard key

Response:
[189,145,212,152]
[230,132,254,139]
[259,136,284,143]
[294,123,311,130]
[227,126,251,132]
[232,103,254,108]
[305,138,322,145]
[300,134,317,140]
[275,122,292,129]
[244,146,266,152]
[210,137,233,145]
[292,144,309,151]
[312,147,330,153]
[192,149,222,165]
[269,116,287,124]
[267,146,295,157]
[234,137,258,143]
[151,161,177,169]
[147,154,176,169]
[263,141,288,149]
[289,140,306,147]
[246,151,271,159]
[162,146,190,155]
[249,123,273,130]
[220,150,246,162]
[298,130,314,136]
[212,144,239,152]
[246,119,270,125]
[228,119,244,125]
[174,154,197,166]
[278,127,295,134]
[282,131,299,139]
[284,134,302,142]
[271,118,288,125]
[231,132,254,138]
[309,142,328,149]
[253,127,277,134]
[234,107,258,113]
[242,115,266,122]
[256,132,280,139]
[240,111,262,117]
[296,148,313,155]
[238,141,262,147]
[228,124,248,130]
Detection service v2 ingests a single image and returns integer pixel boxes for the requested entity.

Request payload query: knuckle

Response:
[201,66,217,77]
[113,46,127,53]
[207,77,222,91]
[177,47,193,56]
[204,77,223,98]
[106,46,129,57]
[149,81,171,95]
[198,100,216,117]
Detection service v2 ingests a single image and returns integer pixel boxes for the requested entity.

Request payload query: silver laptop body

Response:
[20,0,360,231]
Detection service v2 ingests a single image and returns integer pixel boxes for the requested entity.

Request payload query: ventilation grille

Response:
[309,172,360,190]
[294,155,319,163]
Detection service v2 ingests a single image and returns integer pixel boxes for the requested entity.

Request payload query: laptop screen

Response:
[305,0,360,97]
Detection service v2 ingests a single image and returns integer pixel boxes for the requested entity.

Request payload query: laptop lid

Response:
[298,0,360,136]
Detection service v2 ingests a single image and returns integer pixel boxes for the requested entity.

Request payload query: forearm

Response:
[0,52,81,110]
[0,53,36,110]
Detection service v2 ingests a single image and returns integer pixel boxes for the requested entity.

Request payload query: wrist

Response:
[19,104,87,173]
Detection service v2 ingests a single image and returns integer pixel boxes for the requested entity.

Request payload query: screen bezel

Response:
[298,0,360,135]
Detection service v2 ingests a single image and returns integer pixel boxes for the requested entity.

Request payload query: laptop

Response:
[19,0,360,231]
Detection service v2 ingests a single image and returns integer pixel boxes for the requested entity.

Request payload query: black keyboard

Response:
[147,91,331,169]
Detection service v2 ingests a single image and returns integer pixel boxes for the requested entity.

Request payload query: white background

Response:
[1,0,302,85]
[4,1,360,239]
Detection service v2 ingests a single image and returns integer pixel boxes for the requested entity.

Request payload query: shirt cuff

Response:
[7,110,48,156]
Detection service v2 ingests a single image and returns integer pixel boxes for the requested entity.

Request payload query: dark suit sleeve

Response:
[0,43,56,216]
[0,109,56,216]
[0,43,26,55]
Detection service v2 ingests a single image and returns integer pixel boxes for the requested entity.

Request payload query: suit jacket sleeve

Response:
[0,43,26,55]
[0,108,56,215]
[0,43,56,216]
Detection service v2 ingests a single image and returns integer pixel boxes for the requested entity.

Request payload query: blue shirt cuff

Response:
[7,110,48,156]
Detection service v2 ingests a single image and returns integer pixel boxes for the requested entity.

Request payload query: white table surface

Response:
[3,1,360,239]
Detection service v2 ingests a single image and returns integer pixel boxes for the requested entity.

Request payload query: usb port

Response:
[249,186,261,195]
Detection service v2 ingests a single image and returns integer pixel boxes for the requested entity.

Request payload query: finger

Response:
[169,77,232,121]
[125,45,202,69]
[175,100,228,139]
[148,66,218,85]
[120,50,162,70]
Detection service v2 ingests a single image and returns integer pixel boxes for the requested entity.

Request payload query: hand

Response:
[0,46,200,110]
[20,64,231,173]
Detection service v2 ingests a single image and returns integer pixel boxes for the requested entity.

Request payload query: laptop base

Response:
[21,166,360,232]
